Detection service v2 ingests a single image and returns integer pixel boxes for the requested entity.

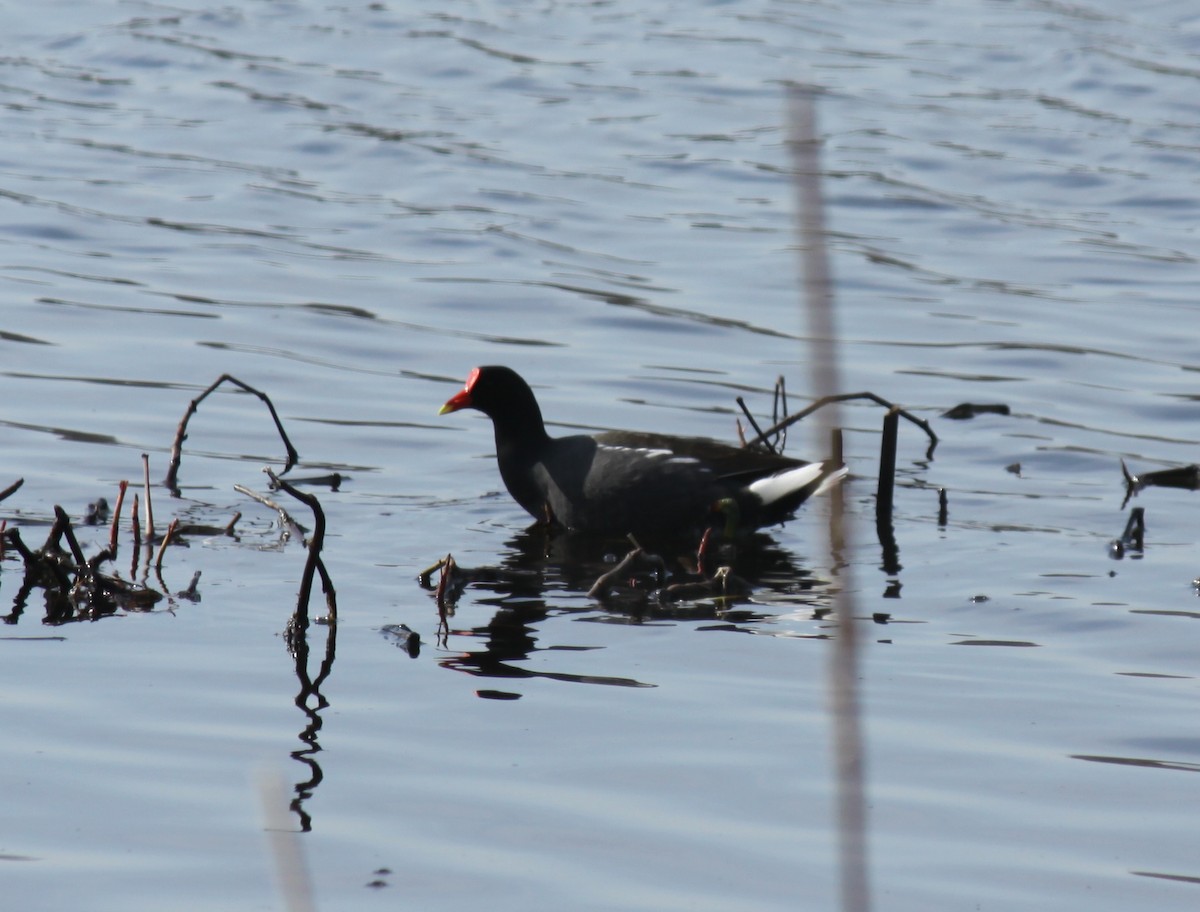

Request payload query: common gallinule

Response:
[439,366,844,539]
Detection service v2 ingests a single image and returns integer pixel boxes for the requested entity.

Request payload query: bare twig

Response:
[141,454,155,542]
[746,391,937,460]
[235,485,305,542]
[131,494,142,546]
[0,477,24,504]
[434,553,457,613]
[418,555,449,589]
[52,506,88,569]
[735,396,774,454]
[109,480,128,555]
[774,376,788,454]
[165,374,300,494]
[4,526,36,563]
[154,518,179,570]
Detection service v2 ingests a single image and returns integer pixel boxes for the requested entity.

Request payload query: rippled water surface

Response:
[4,1,1200,910]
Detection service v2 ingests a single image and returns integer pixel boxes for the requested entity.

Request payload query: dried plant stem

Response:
[130,493,142,547]
[109,480,128,555]
[154,518,179,570]
[0,477,23,504]
[434,553,456,612]
[141,454,155,542]
[234,485,304,542]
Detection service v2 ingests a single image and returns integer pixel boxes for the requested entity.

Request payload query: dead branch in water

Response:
[742,389,937,461]
[141,453,155,541]
[234,484,306,542]
[2,484,179,623]
[1,478,24,504]
[265,468,337,626]
[108,479,128,555]
[1,378,311,628]
[164,374,300,495]
[154,518,179,571]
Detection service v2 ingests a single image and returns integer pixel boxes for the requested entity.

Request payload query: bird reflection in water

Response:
[419,526,831,697]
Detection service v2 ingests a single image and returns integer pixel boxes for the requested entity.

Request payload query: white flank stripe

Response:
[598,444,671,458]
[598,444,697,462]
[747,464,843,505]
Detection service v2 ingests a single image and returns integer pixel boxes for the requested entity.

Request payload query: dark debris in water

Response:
[380,623,421,657]
[476,689,522,701]
[941,402,1011,420]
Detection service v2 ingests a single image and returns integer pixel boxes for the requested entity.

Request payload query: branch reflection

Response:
[284,609,336,833]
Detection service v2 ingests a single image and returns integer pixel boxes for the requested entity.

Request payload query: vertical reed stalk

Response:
[789,82,871,912]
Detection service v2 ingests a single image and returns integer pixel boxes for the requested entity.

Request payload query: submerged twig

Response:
[178,570,202,602]
[587,538,668,600]
[235,485,305,542]
[587,547,645,599]
[657,566,752,603]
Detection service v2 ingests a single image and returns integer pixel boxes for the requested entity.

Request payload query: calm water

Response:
[3,1,1200,910]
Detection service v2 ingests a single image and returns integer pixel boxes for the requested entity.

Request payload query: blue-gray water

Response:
[3,1,1200,910]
